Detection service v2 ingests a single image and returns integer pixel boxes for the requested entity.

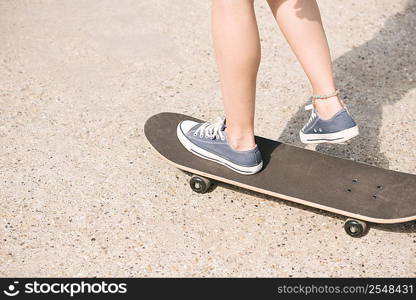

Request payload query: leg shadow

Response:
[278,0,416,169]
[255,136,280,169]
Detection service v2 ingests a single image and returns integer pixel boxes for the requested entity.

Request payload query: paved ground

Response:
[1,0,415,277]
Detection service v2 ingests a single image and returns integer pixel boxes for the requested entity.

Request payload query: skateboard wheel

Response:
[189,175,211,194]
[344,219,367,237]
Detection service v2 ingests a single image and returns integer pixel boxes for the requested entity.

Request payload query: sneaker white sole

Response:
[177,122,263,175]
[299,126,359,144]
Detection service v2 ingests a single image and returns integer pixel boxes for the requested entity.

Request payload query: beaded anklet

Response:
[307,89,345,110]
[309,89,339,101]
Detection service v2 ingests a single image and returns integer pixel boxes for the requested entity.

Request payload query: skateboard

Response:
[144,112,416,237]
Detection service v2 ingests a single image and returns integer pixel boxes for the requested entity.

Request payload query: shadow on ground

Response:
[215,181,416,235]
[278,0,416,169]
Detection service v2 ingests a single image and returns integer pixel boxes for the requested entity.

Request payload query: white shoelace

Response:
[194,118,226,141]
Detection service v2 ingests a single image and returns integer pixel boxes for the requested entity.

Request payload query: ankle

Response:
[314,95,343,120]
[229,138,256,151]
[225,128,256,151]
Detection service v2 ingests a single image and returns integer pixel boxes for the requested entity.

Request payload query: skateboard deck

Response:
[144,112,416,227]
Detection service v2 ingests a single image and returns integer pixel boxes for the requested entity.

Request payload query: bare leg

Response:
[212,0,260,150]
[267,0,343,119]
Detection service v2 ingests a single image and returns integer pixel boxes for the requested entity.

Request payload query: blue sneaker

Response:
[300,103,359,144]
[177,118,263,175]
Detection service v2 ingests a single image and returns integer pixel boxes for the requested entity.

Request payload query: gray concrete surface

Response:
[1,0,415,277]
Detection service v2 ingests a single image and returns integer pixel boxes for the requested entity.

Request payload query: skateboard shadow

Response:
[215,181,416,234]
[277,0,416,169]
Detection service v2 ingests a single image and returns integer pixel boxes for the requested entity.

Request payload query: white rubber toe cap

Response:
[178,120,198,134]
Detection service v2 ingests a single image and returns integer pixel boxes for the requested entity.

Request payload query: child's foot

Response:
[299,102,359,144]
[177,118,263,175]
